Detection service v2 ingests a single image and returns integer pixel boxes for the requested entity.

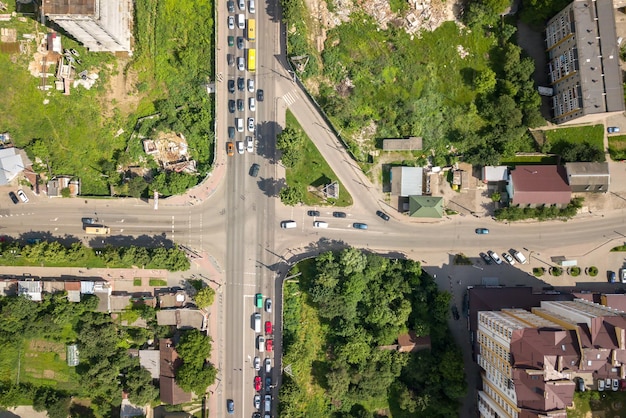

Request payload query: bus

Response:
[248,48,256,72]
[85,226,110,235]
[247,18,255,42]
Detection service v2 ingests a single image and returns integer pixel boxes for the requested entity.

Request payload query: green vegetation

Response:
[550,267,563,277]
[520,0,571,26]
[610,244,626,252]
[279,111,353,206]
[280,249,465,417]
[567,389,626,418]
[454,253,472,265]
[608,136,626,161]
[133,278,142,286]
[570,266,581,277]
[533,267,545,277]
[495,197,584,221]
[0,241,190,271]
[194,286,216,309]
[499,155,559,165]
[588,266,598,277]
[148,278,168,287]
[174,330,217,396]
[542,125,605,162]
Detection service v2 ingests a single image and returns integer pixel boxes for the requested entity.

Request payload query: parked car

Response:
[333,211,346,218]
[237,36,244,49]
[264,358,271,373]
[227,0,235,12]
[227,142,234,157]
[609,271,617,283]
[254,375,262,391]
[376,210,390,221]
[487,251,502,264]
[249,97,256,112]
[265,321,272,334]
[237,57,244,71]
[265,376,272,393]
[613,378,619,391]
[228,79,235,93]
[227,54,234,67]
[8,191,18,204]
[17,190,28,203]
[480,252,492,265]
[307,210,320,217]
[228,35,234,47]
[249,163,260,177]
[266,339,273,351]
[608,126,620,133]
[620,268,626,284]
[253,356,261,371]
[451,305,460,320]
[237,141,244,154]
[576,377,585,392]
[228,100,235,113]
[237,77,245,91]
[353,223,368,230]
[227,399,235,414]
[254,394,261,409]
[248,78,255,92]
[598,379,605,391]
[502,253,515,265]
[512,250,527,264]
[257,89,264,101]
[228,16,235,30]
[265,298,272,313]
[248,118,255,132]
[475,228,489,234]
[237,99,244,112]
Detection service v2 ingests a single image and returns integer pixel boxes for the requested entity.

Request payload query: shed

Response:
[391,166,423,197]
[408,195,443,218]
[506,165,571,206]
[67,344,79,366]
[0,148,24,186]
[139,349,160,379]
[382,136,423,151]
[482,166,509,183]
[65,281,81,302]
[18,280,42,301]
[565,162,609,193]
[81,281,95,294]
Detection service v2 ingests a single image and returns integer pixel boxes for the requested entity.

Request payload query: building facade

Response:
[545,0,624,124]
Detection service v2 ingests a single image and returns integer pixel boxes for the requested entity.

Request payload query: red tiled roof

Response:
[510,165,571,205]
[64,281,81,291]
[513,368,574,414]
[159,338,191,404]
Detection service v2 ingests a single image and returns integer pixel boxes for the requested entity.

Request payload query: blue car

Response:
[226,399,234,414]
[609,271,617,283]
[353,223,368,230]
[475,228,489,234]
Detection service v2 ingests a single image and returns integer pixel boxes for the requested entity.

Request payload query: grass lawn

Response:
[542,125,604,155]
[148,278,167,286]
[608,135,626,160]
[568,390,626,418]
[133,278,142,286]
[284,111,353,207]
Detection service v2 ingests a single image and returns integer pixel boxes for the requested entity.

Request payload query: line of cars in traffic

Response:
[280,209,391,230]
[253,293,273,417]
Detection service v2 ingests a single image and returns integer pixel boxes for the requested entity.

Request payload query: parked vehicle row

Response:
[597,377,626,391]
[8,189,28,204]
[250,292,274,416]
[607,269,626,283]
[480,249,528,266]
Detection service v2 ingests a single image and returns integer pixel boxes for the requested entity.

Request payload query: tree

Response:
[195,286,216,308]
[279,186,303,206]
[177,330,212,368]
[176,362,217,395]
[474,69,497,94]
[124,365,158,406]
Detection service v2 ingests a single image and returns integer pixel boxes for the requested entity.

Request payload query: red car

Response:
[254,375,262,391]
[265,321,272,334]
[267,339,273,352]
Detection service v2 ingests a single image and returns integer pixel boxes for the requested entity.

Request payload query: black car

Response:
[332,211,346,218]
[479,252,493,265]
[307,210,320,217]
[228,79,235,93]
[451,305,460,320]
[376,210,390,221]
[226,399,234,414]
[228,127,235,139]
[249,163,260,177]
[257,89,264,101]
[265,376,272,393]
[227,53,234,67]
[227,0,235,12]
[237,36,244,49]
[237,99,244,112]
[228,100,235,113]
[81,217,96,225]
[8,192,18,204]
[237,77,245,91]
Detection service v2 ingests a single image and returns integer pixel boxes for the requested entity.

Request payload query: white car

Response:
[248,118,255,132]
[17,189,29,203]
[248,78,255,92]
[598,379,605,391]
[502,253,515,265]
[236,118,244,132]
[237,57,245,71]
[237,141,244,154]
[487,251,502,265]
[249,0,255,13]
[254,394,261,409]
[264,358,271,373]
[249,97,256,112]
[238,0,245,9]
[228,16,235,30]
[253,357,261,371]
[246,136,254,153]
[237,14,245,29]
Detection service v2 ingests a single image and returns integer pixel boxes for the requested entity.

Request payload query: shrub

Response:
[550,267,563,277]
[569,266,581,277]
[533,267,545,277]
[588,266,598,277]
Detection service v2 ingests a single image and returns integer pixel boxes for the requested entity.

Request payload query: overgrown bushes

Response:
[495,197,584,221]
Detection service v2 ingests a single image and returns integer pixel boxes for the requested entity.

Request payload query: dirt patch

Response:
[102,58,144,118]
[29,339,64,353]
[43,369,55,379]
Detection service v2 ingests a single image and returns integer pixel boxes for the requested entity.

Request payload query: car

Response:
[353,223,368,230]
[264,395,271,412]
[621,268,626,284]
[237,36,244,50]
[254,375,262,391]
[451,305,460,320]
[227,399,235,414]
[254,394,261,409]
[257,89,264,101]
[227,142,234,157]
[307,210,320,217]
[333,211,347,218]
[228,35,234,47]
[488,251,502,264]
[75,58,82,65]
[237,98,244,111]
[512,250,527,264]
[608,126,620,133]
[267,339,273,351]
[236,118,244,132]
[228,127,235,139]
[255,293,263,308]
[609,271,617,283]
[237,57,245,71]
[576,377,585,392]
[248,118,255,132]
[249,163,260,177]
[252,413,261,418]
[248,78,255,92]
[237,77,245,91]
[228,16,235,30]
[237,13,245,29]
[249,97,256,112]
[265,321,272,334]
[81,217,96,224]
[376,210,390,221]
[249,0,256,13]
[228,100,235,113]
[598,379,605,391]
[620,379,626,391]
[606,378,612,390]
[228,0,235,12]
[502,252,515,265]
[475,228,489,234]
[265,298,272,312]
[227,53,234,66]
[17,190,28,203]
[613,378,619,391]
[238,0,245,9]
[254,356,261,371]
[237,141,244,154]
[246,136,254,153]
[228,79,235,93]
[265,376,272,393]
[480,252,492,265]
[8,191,18,204]
[264,358,271,373]
[257,335,265,352]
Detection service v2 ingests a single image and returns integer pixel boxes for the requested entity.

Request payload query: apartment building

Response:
[545,0,624,124]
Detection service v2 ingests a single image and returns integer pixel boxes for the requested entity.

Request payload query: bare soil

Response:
[102,58,144,118]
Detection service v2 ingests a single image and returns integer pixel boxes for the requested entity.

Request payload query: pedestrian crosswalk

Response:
[282,91,297,107]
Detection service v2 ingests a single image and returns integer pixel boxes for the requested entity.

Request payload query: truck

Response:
[85,226,110,235]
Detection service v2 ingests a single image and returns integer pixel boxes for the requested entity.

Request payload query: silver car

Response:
[228,16,235,30]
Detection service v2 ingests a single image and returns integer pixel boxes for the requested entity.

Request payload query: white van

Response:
[249,0,255,13]
[254,313,261,333]
[237,14,245,29]
[280,220,297,229]
[236,118,244,132]
[512,250,527,264]
[264,395,271,412]
[313,221,328,228]
[257,335,265,352]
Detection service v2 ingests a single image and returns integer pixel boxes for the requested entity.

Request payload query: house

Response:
[18,280,42,301]
[397,331,431,353]
[408,195,443,218]
[156,309,207,331]
[506,165,571,207]
[482,166,508,183]
[38,0,132,53]
[64,281,81,302]
[158,289,186,309]
[545,0,624,124]
[382,137,423,151]
[564,162,609,193]
[139,349,160,380]
[0,148,24,186]
[120,392,145,418]
[159,339,192,405]
[47,176,80,197]
[391,167,423,197]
